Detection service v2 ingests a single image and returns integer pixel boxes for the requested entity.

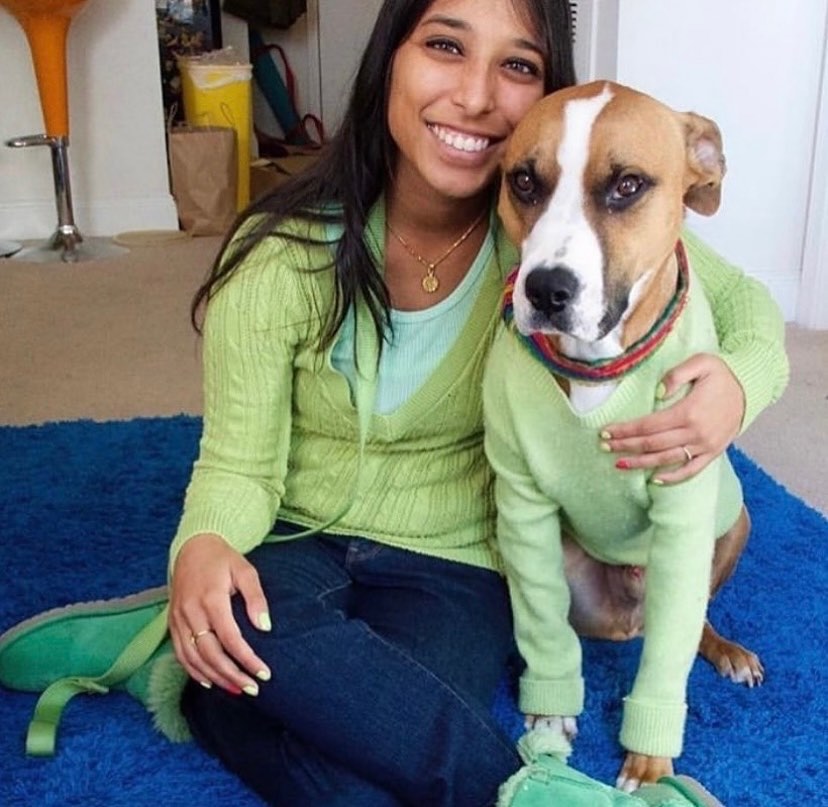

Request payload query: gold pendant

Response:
[422,273,439,293]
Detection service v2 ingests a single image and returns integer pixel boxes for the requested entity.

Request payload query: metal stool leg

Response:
[7,134,82,260]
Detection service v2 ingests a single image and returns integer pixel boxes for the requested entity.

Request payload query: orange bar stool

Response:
[2,0,126,262]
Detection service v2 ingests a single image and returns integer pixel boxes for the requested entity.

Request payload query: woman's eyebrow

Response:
[419,14,545,59]
[419,13,468,31]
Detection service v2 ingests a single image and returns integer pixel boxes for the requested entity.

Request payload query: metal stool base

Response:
[6,134,129,264]
[9,236,128,264]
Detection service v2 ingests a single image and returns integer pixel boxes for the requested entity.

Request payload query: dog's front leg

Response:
[617,752,674,792]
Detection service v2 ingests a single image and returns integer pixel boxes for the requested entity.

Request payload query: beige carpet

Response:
[1,236,826,515]
[0,235,216,423]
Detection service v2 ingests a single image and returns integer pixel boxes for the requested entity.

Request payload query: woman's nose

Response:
[452,63,496,115]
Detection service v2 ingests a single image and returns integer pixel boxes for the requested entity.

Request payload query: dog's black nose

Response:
[524,266,578,315]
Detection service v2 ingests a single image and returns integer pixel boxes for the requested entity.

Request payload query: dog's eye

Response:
[607,173,651,210]
[514,171,534,193]
[509,168,542,205]
[615,175,645,198]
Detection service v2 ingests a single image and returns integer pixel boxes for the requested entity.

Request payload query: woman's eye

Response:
[505,58,541,77]
[426,37,462,56]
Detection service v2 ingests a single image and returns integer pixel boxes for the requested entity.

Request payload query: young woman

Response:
[0,0,787,804]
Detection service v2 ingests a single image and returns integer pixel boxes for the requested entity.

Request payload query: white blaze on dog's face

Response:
[498,81,724,350]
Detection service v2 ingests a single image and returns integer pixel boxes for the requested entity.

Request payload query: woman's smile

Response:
[427,123,496,155]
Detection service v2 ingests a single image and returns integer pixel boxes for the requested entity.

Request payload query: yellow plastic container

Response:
[180,60,253,211]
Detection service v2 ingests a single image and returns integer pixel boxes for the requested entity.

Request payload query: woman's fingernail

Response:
[258,612,272,632]
[600,430,612,440]
[599,441,611,453]
[243,683,260,697]
[655,382,667,400]
[616,459,631,470]
[256,668,271,682]
[652,478,665,486]
[199,680,213,690]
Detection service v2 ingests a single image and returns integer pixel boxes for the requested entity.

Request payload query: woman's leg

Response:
[182,533,520,806]
[183,681,402,807]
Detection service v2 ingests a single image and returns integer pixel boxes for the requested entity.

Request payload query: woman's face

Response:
[388,0,547,205]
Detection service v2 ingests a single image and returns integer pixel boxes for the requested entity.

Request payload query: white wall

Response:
[614,0,828,323]
[0,0,177,239]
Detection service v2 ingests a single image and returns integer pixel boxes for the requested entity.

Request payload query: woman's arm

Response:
[169,235,313,692]
[602,228,789,483]
[684,228,789,431]
[169,260,298,568]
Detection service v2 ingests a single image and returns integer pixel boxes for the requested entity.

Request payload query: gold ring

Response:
[190,628,213,645]
[681,445,693,463]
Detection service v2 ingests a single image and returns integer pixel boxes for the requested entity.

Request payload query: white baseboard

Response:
[0,194,179,240]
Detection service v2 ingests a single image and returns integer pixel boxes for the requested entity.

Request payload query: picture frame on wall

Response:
[156,0,223,123]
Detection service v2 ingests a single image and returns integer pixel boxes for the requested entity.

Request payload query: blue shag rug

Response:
[0,416,826,806]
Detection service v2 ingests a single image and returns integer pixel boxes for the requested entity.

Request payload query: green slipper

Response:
[498,731,723,807]
[636,776,724,807]
[0,587,190,755]
[499,752,643,807]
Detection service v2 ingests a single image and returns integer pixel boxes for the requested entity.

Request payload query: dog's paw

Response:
[524,714,578,741]
[616,752,673,793]
[713,641,765,687]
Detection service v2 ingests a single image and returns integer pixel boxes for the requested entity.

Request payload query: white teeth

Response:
[430,124,490,153]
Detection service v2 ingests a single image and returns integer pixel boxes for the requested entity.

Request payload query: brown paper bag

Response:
[168,125,238,236]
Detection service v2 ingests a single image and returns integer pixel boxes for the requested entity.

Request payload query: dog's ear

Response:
[681,112,726,216]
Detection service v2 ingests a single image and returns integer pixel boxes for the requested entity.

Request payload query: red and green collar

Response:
[501,241,690,384]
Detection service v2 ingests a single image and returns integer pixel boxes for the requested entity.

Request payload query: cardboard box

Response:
[249,149,321,201]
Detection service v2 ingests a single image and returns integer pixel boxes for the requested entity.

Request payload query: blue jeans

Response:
[181,529,521,806]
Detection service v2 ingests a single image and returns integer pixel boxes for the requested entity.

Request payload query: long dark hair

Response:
[191,0,576,348]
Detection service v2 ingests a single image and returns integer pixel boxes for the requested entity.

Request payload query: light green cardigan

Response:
[169,204,788,577]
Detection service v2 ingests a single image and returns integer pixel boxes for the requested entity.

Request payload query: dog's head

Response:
[499,81,725,345]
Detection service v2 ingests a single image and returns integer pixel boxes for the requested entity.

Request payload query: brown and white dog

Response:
[487,81,764,790]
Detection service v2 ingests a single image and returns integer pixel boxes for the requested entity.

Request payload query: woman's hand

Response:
[600,353,745,484]
[169,533,272,695]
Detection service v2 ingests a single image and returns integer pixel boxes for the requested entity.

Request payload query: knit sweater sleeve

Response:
[682,227,789,432]
[618,459,720,758]
[168,232,321,574]
[483,332,585,718]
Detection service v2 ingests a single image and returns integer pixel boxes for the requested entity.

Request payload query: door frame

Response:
[798,4,828,328]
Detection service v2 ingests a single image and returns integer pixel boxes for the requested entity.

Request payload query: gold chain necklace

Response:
[387,210,487,293]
